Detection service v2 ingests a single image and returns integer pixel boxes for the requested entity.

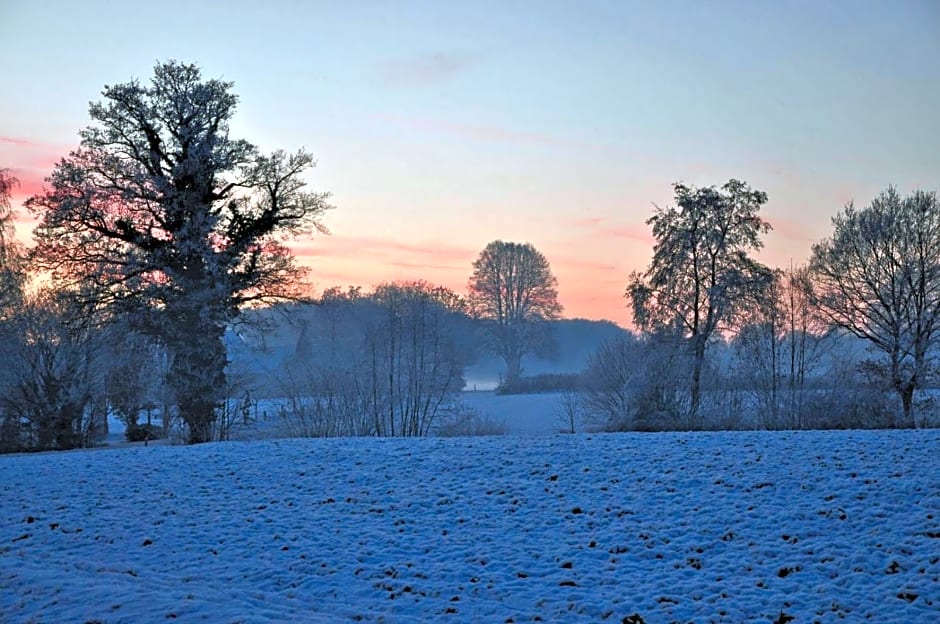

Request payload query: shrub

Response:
[125,423,163,442]
[436,406,508,437]
[496,373,584,395]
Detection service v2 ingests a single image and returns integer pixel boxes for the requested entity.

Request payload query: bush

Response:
[798,387,897,429]
[436,406,508,437]
[496,373,583,395]
[125,423,163,442]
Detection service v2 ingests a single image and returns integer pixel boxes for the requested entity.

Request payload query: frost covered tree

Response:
[809,187,940,428]
[27,61,332,443]
[626,180,774,429]
[101,322,166,440]
[468,240,561,386]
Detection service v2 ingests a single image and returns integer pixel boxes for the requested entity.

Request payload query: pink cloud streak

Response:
[0,136,47,148]
[567,215,654,245]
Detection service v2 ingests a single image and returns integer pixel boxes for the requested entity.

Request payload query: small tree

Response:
[468,240,561,385]
[581,335,639,430]
[627,180,774,429]
[732,270,786,428]
[556,389,582,434]
[366,281,471,436]
[2,290,107,451]
[27,61,332,443]
[809,187,940,428]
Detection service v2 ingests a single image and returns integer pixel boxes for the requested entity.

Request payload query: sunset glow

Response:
[2,0,938,327]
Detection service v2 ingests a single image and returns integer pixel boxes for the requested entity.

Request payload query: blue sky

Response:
[1,0,938,325]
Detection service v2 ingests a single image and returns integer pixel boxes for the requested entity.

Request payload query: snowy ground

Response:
[1,430,938,623]
[459,391,569,435]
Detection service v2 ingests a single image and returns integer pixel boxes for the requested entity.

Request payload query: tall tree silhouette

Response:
[810,187,940,427]
[28,61,332,442]
[469,240,561,385]
[627,180,773,428]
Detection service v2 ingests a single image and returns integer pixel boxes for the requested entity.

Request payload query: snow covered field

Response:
[2,431,938,623]
[459,391,569,435]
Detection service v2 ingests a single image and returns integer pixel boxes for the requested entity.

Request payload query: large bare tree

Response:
[468,240,561,385]
[810,187,940,427]
[627,180,774,428]
[27,61,332,443]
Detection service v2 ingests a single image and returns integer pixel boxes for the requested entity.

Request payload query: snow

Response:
[2,430,938,623]
[460,391,570,435]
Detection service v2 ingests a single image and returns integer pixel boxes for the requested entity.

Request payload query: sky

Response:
[1,0,938,326]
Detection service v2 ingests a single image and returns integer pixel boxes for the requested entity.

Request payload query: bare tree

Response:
[732,270,786,428]
[101,323,167,441]
[468,240,561,386]
[581,335,639,430]
[627,180,774,429]
[0,169,29,450]
[281,283,471,438]
[367,282,470,436]
[809,187,940,428]
[556,389,582,434]
[732,264,835,429]
[781,265,830,428]
[27,61,332,443]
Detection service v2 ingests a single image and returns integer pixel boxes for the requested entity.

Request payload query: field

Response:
[2,430,938,623]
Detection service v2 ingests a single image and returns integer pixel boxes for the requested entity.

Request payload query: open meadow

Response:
[2,429,938,623]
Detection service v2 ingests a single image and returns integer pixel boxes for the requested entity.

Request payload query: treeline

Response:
[618,181,940,432]
[1,61,938,452]
[575,327,920,432]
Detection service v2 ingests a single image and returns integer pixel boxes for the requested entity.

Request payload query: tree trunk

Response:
[900,384,916,429]
[168,318,226,444]
[890,351,917,429]
[689,337,705,430]
[505,353,522,387]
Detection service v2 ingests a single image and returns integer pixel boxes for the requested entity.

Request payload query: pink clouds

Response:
[288,234,478,296]
[0,136,46,148]
[550,254,620,274]
[567,215,654,245]
[1,135,71,200]
[557,278,632,328]
[291,234,476,267]
[4,170,47,199]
